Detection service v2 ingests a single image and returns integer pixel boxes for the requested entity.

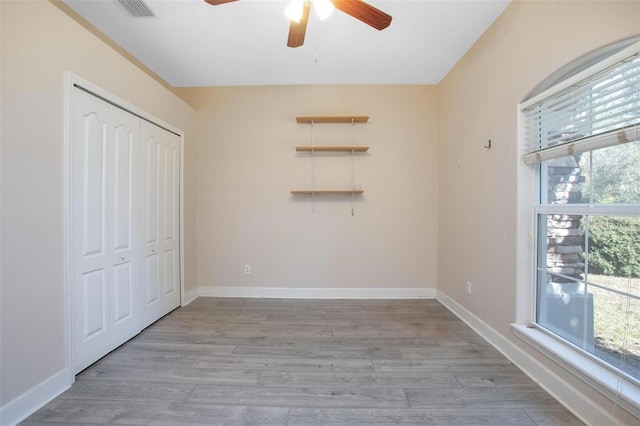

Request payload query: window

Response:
[520,41,640,403]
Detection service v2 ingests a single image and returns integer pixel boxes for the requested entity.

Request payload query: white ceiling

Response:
[62,0,511,87]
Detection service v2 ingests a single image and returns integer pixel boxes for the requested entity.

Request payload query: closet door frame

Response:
[64,73,185,378]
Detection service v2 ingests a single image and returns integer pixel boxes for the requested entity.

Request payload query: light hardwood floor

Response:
[23,298,583,425]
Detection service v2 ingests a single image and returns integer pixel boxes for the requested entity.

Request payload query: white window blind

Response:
[522,43,640,165]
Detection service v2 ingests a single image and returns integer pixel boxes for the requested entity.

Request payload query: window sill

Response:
[512,323,640,419]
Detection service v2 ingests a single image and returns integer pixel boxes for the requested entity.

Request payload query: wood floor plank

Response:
[231,344,404,359]
[257,371,460,388]
[421,408,539,425]
[452,371,542,388]
[220,335,437,348]
[95,347,201,368]
[406,386,562,409]
[133,330,240,344]
[59,379,196,403]
[23,298,583,425]
[432,335,496,347]
[22,400,168,424]
[190,355,375,373]
[149,403,289,426]
[399,345,504,359]
[287,407,539,426]
[79,365,260,385]
[286,407,430,425]
[122,341,237,356]
[523,407,587,426]
[186,384,409,408]
[373,358,517,373]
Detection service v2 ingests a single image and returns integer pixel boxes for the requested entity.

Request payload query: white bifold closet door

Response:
[139,120,181,327]
[72,87,180,373]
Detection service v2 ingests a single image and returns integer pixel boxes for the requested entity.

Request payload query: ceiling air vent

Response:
[118,0,155,17]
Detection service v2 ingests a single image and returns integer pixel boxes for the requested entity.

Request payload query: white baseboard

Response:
[436,289,620,426]
[196,286,436,299]
[0,367,72,426]
[182,287,199,306]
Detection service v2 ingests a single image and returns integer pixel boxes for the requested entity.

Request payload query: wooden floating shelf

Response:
[296,146,369,152]
[291,190,365,195]
[296,116,369,124]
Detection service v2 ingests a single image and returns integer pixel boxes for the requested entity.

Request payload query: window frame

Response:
[515,40,640,418]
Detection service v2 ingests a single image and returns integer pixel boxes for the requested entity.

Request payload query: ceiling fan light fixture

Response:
[284,0,304,23]
[203,0,392,48]
[314,0,335,20]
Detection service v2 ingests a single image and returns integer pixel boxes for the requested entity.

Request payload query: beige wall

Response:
[437,0,639,423]
[0,0,197,405]
[178,85,439,292]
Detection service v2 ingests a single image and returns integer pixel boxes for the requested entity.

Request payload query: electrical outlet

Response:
[244,265,251,274]
[466,281,472,294]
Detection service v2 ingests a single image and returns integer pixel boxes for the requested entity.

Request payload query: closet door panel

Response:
[73,92,111,372]
[140,131,162,323]
[159,129,180,313]
[163,142,178,242]
[163,249,178,297]
[140,120,180,325]
[113,124,134,253]
[161,140,180,303]
[81,113,107,263]
[113,262,134,325]
[145,252,160,305]
[72,88,141,373]
[110,121,139,348]
[80,269,108,341]
[144,137,160,246]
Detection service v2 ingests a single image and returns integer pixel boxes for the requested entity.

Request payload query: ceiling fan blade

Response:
[287,2,311,48]
[331,0,392,30]
[204,0,238,5]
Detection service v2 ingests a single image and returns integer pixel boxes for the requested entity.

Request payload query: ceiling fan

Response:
[203,0,392,48]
